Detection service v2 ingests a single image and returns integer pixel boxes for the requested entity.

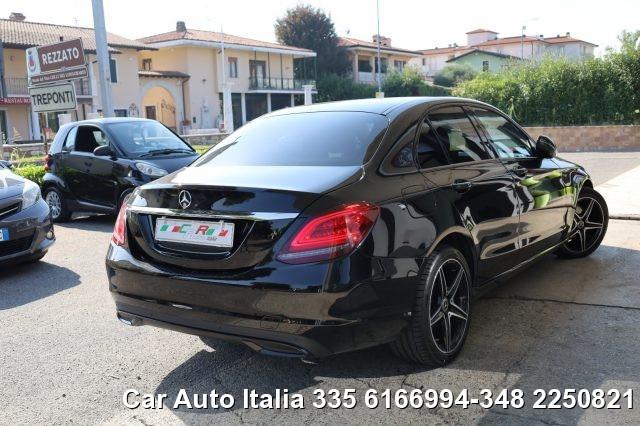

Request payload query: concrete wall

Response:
[449,51,515,72]
[524,125,640,152]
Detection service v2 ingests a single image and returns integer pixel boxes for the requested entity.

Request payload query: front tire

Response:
[391,246,472,366]
[44,187,71,223]
[555,187,608,259]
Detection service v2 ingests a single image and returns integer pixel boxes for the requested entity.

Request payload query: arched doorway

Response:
[141,86,177,131]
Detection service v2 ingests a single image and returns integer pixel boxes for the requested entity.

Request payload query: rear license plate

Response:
[154,218,234,248]
[0,228,8,241]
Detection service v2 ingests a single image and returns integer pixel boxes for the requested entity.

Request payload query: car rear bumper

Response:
[106,244,420,358]
[0,200,55,264]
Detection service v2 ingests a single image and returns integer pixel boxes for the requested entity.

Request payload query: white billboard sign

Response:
[29,82,77,113]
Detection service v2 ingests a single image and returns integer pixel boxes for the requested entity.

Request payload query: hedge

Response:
[14,165,46,186]
[453,49,640,126]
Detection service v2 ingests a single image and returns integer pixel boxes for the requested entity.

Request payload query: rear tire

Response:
[391,246,472,366]
[555,187,608,259]
[44,187,71,223]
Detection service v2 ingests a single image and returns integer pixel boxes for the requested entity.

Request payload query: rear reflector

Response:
[277,202,379,264]
[112,203,127,246]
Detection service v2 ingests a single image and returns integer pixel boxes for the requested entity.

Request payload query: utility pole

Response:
[521,25,526,59]
[375,0,383,96]
[91,0,114,117]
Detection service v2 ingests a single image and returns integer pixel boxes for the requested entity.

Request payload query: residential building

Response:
[445,49,521,72]
[415,28,597,78]
[0,14,149,143]
[339,36,421,85]
[137,21,317,132]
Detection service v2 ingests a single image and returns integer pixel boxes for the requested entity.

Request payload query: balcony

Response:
[73,78,92,96]
[248,77,316,92]
[2,77,28,96]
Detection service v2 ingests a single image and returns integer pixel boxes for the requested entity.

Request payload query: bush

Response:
[315,73,376,102]
[383,66,450,97]
[453,36,640,126]
[433,63,478,87]
[14,165,46,186]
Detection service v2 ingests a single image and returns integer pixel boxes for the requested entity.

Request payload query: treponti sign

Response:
[26,38,87,84]
[29,82,77,113]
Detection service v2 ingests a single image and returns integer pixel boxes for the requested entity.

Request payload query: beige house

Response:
[0,14,150,143]
[415,29,597,78]
[137,21,317,132]
[339,36,421,85]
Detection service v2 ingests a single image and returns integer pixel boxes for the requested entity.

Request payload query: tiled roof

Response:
[339,37,421,56]
[473,35,546,47]
[419,45,472,55]
[544,35,598,46]
[138,70,190,79]
[0,18,150,52]
[446,48,521,62]
[138,29,314,54]
[466,29,498,34]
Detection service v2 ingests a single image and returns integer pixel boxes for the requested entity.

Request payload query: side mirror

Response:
[93,145,115,157]
[536,135,556,159]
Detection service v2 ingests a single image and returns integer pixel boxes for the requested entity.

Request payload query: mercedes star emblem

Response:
[178,190,192,209]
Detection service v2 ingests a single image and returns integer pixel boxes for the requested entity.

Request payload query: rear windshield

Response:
[195,112,388,167]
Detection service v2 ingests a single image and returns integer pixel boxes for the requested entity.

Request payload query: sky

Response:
[1,0,638,55]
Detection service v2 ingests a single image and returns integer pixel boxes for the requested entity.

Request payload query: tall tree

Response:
[275,4,350,76]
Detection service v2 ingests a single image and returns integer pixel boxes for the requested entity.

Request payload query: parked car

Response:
[0,161,55,264]
[43,118,199,222]
[106,98,608,365]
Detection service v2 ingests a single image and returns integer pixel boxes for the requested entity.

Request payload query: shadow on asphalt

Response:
[0,260,81,310]
[55,213,114,233]
[147,244,638,423]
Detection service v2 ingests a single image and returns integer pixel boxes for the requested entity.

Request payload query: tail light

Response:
[277,202,379,264]
[112,203,128,246]
[44,154,52,172]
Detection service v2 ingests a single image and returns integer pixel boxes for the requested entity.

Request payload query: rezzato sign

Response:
[29,82,77,113]
[26,38,88,84]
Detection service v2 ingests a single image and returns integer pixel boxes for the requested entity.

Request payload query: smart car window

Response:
[195,112,388,167]
[471,107,534,159]
[63,127,77,151]
[427,107,489,164]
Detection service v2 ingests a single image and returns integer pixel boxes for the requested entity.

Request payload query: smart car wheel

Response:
[555,187,608,259]
[44,187,71,222]
[391,246,471,366]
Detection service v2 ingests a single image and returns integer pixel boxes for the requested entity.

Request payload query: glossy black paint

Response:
[43,118,199,215]
[106,97,591,359]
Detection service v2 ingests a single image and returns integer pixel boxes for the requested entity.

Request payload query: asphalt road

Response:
[1,155,640,425]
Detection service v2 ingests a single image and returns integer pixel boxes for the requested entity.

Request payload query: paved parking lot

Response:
[1,153,639,424]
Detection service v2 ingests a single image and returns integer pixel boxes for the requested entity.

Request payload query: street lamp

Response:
[376,0,382,96]
[521,25,526,59]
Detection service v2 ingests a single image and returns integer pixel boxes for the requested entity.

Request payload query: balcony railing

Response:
[0,77,92,97]
[73,78,92,96]
[3,77,29,96]
[248,77,316,91]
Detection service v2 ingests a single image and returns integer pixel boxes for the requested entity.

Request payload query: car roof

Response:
[70,117,154,126]
[265,96,484,117]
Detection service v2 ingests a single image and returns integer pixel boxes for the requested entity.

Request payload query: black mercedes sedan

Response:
[106,97,608,366]
[42,118,198,222]
[0,162,55,264]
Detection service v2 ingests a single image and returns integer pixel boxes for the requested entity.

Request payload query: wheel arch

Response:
[425,228,477,284]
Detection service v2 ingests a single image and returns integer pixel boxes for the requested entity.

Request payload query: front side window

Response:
[106,121,193,158]
[74,126,109,153]
[427,107,489,164]
[195,112,388,167]
[470,107,534,159]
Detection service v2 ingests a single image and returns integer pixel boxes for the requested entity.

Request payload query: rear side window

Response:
[63,127,77,151]
[427,107,489,164]
[470,107,534,158]
[417,120,448,169]
[195,112,388,167]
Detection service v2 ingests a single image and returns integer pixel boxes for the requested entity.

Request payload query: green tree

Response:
[315,73,376,102]
[275,4,350,76]
[433,63,478,87]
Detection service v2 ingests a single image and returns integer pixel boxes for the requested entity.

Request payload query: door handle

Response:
[512,166,528,177]
[452,179,472,192]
